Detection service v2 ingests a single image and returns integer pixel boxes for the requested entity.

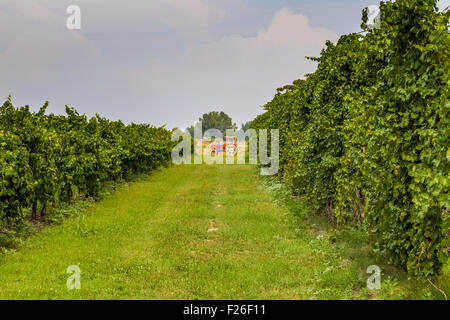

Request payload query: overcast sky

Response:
[1,0,449,129]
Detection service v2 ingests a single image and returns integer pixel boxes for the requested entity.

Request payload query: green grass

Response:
[0,164,448,299]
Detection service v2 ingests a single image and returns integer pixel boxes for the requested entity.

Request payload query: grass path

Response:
[0,165,446,299]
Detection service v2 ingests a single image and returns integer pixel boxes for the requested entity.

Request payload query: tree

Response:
[240,121,251,132]
[235,121,252,141]
[187,111,237,137]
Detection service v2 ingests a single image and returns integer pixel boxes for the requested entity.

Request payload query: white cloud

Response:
[135,8,338,127]
[0,3,337,129]
[163,0,226,32]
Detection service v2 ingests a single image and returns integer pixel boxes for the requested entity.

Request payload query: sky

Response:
[1,0,449,129]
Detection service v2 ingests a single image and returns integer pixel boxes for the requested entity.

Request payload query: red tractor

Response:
[210,136,237,155]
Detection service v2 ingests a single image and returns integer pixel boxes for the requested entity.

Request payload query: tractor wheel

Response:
[226,145,236,155]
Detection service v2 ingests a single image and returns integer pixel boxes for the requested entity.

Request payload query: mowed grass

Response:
[0,164,447,299]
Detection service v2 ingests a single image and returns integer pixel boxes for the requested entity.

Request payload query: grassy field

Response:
[0,164,447,299]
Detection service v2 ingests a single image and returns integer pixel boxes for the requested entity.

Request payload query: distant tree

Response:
[186,111,237,137]
[236,121,252,141]
[186,122,200,137]
[240,121,251,132]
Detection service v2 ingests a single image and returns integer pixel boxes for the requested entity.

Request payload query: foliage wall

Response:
[0,98,174,223]
[251,0,449,278]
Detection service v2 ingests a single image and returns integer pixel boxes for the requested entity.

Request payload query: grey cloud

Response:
[1,1,338,129]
